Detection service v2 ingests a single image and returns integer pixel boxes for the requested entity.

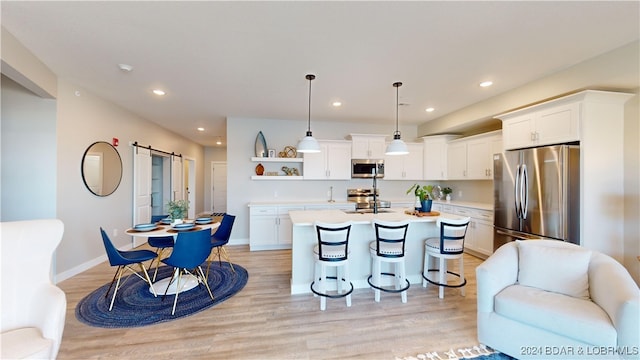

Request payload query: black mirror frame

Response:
[81,141,123,197]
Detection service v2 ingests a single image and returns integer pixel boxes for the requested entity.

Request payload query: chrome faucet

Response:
[372,167,378,214]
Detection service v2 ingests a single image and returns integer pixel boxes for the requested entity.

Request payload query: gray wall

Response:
[1,75,57,220]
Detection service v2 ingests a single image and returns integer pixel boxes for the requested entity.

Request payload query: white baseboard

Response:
[54,242,138,283]
[228,237,249,246]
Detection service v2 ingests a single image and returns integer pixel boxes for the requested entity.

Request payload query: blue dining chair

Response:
[161,229,214,315]
[149,214,175,281]
[100,228,157,311]
[207,214,236,277]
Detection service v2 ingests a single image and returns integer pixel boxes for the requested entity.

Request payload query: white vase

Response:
[446,194,451,202]
[414,196,421,211]
[171,218,184,226]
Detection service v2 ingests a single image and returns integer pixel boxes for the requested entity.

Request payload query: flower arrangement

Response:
[406,184,435,201]
[167,199,188,220]
[442,187,453,196]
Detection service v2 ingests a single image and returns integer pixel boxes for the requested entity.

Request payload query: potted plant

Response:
[442,187,453,202]
[406,184,435,212]
[167,199,188,224]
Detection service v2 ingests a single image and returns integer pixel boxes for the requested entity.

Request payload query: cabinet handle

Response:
[531,132,536,141]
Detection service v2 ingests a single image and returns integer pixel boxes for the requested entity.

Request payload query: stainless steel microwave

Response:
[351,159,384,178]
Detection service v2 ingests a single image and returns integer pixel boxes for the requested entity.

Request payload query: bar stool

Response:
[422,217,470,299]
[368,219,410,303]
[310,221,353,311]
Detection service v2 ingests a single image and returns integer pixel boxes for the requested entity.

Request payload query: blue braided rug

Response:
[76,262,248,328]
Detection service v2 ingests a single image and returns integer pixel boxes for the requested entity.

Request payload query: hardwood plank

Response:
[57,245,484,359]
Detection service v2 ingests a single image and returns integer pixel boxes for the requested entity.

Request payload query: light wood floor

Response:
[57,245,485,359]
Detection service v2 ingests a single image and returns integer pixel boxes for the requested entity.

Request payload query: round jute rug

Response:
[75,262,248,328]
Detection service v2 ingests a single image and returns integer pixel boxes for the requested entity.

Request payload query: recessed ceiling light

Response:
[332,101,342,107]
[197,127,205,132]
[479,81,493,88]
[425,107,435,113]
[152,89,166,96]
[216,140,222,145]
[118,63,133,72]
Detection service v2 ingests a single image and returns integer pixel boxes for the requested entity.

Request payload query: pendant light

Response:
[297,74,321,153]
[385,81,409,155]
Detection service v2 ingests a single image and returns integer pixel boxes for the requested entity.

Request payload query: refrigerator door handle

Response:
[514,164,522,219]
[521,164,528,219]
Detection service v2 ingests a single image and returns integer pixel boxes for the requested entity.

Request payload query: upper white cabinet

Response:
[384,142,423,180]
[349,134,386,159]
[501,101,579,150]
[497,90,634,257]
[303,140,351,180]
[423,135,459,180]
[447,131,502,180]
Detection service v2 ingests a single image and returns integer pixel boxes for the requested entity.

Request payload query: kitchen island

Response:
[289,208,463,295]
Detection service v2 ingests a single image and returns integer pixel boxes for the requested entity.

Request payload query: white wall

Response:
[54,80,205,278]
[1,75,57,220]
[623,89,640,284]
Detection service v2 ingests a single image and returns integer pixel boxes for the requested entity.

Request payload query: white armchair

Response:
[477,240,639,359]
[1,219,66,359]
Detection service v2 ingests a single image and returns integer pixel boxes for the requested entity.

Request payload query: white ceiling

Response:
[2,1,639,147]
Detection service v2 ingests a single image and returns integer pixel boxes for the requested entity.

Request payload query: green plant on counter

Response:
[406,184,435,201]
[442,187,453,196]
[167,199,188,220]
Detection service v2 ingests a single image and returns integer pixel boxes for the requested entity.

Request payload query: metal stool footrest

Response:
[310,276,354,299]
[423,269,467,288]
[367,272,410,293]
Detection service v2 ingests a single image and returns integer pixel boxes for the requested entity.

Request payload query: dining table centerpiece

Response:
[167,199,188,225]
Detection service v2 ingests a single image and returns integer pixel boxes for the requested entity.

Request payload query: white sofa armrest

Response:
[588,252,640,352]
[29,284,67,358]
[476,241,519,313]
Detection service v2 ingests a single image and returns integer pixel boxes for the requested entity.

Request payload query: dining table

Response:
[126,220,220,295]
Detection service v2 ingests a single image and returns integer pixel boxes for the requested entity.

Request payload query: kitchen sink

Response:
[343,209,394,214]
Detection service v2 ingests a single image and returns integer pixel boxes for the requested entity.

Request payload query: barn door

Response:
[133,147,151,247]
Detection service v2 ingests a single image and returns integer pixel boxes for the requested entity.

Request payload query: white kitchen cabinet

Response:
[423,135,458,180]
[249,205,305,251]
[453,206,494,258]
[383,142,423,180]
[303,140,351,180]
[501,102,580,150]
[497,90,633,258]
[447,131,502,180]
[349,134,386,159]
[446,141,468,180]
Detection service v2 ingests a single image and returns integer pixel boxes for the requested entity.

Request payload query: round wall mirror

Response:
[81,141,123,196]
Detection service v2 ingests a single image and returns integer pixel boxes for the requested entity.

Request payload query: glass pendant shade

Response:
[385,81,409,155]
[297,132,321,153]
[297,74,321,153]
[386,133,409,155]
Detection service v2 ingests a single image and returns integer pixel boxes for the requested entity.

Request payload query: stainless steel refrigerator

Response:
[493,144,580,250]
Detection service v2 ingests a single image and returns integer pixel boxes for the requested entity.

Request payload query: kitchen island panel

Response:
[290,209,458,295]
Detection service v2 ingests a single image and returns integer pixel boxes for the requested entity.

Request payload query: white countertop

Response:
[289,208,462,226]
[387,198,493,211]
[248,199,492,211]
[248,200,352,207]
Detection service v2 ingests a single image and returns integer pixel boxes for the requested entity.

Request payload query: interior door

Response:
[211,162,227,214]
[133,147,152,247]
[171,155,183,201]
